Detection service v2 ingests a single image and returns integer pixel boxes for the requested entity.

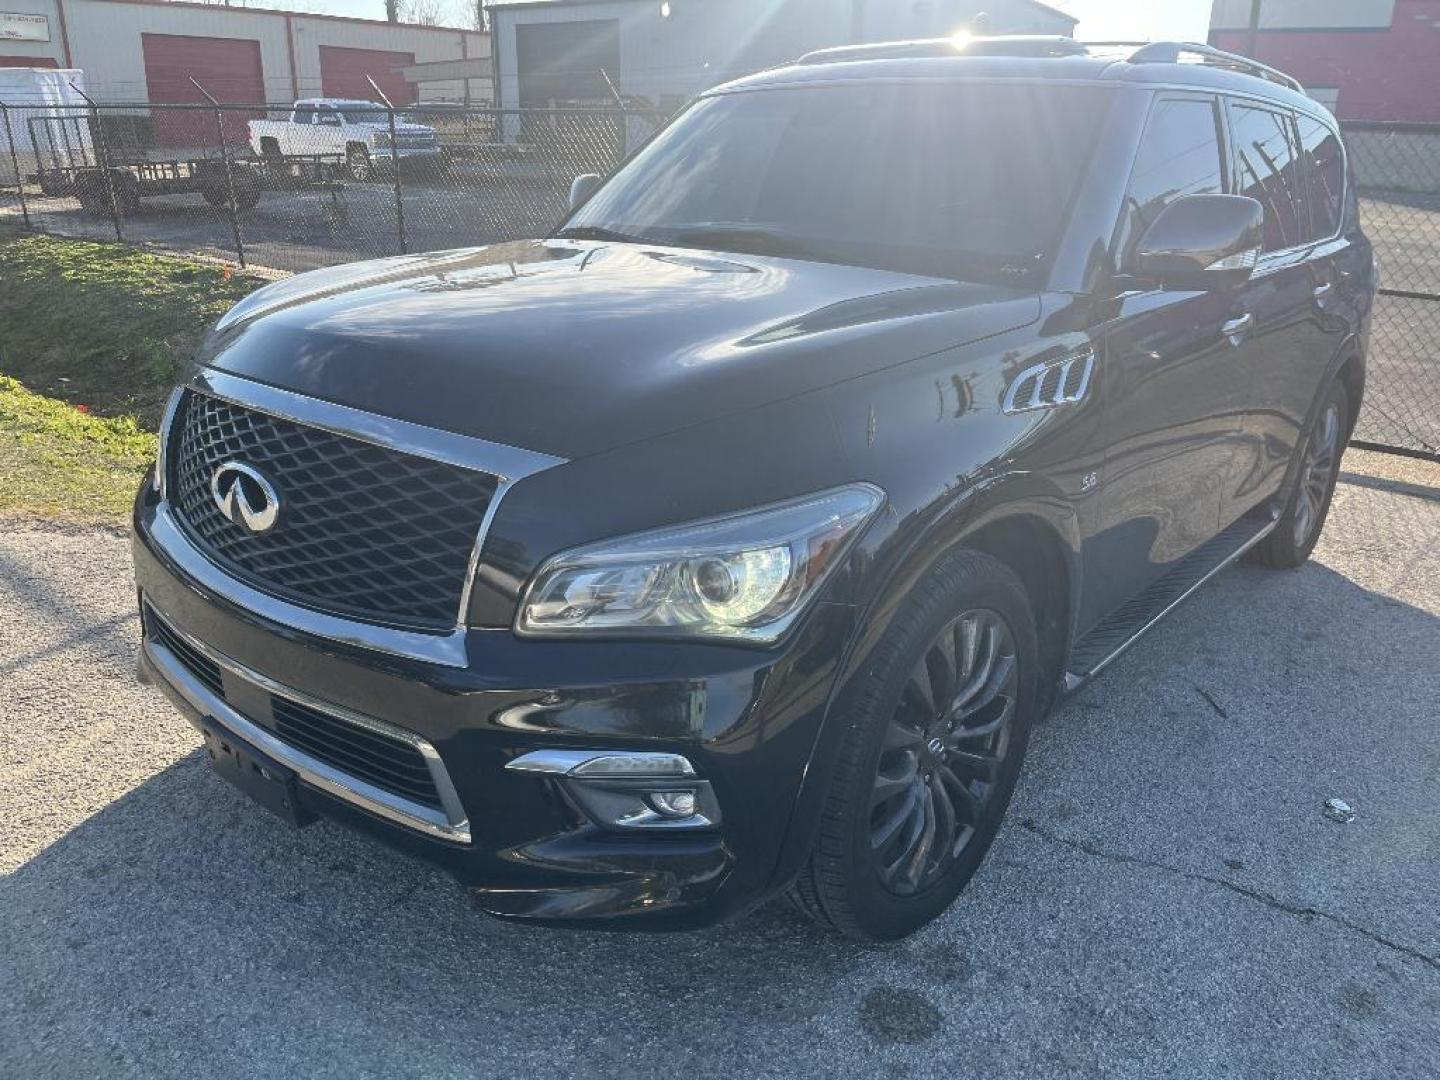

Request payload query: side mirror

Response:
[569,173,602,210]
[1132,194,1264,291]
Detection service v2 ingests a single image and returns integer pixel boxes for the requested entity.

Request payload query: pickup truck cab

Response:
[248,98,441,180]
[138,38,1374,941]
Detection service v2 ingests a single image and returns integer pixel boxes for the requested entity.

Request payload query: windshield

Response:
[341,108,386,125]
[562,82,1112,282]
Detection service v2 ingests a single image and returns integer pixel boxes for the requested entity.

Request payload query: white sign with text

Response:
[0,12,50,42]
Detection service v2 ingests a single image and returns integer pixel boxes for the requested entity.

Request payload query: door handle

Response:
[1221,312,1253,344]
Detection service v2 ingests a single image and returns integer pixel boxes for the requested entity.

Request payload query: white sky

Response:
[317,0,1215,43]
[1060,0,1213,42]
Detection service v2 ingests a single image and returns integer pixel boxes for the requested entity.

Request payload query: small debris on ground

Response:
[1323,798,1356,824]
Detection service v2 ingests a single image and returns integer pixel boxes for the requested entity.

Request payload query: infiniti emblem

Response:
[210,461,281,534]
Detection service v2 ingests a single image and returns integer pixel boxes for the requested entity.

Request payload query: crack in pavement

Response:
[1018,818,1440,974]
[1192,686,1229,719]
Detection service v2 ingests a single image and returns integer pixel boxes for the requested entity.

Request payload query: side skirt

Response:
[1062,512,1278,693]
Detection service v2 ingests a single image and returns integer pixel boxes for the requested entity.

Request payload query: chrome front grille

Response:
[169,391,498,631]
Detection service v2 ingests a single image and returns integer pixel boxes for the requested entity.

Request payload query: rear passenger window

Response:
[1296,113,1344,240]
[1118,97,1224,259]
[1230,104,1304,251]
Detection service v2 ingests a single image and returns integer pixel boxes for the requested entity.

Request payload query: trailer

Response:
[28,110,347,217]
[34,153,263,216]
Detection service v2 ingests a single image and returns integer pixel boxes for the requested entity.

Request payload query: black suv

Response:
[133,38,1374,940]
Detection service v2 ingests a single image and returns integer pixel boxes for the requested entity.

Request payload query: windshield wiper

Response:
[552,224,652,245]
[662,225,828,261]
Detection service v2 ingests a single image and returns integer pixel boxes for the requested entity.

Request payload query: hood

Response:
[202,240,1040,460]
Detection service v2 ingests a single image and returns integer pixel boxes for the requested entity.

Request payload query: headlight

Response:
[516,484,885,644]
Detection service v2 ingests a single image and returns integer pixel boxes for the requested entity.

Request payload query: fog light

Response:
[648,791,698,818]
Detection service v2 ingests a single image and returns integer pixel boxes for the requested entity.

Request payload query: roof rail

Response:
[798,35,1088,66]
[1126,41,1305,93]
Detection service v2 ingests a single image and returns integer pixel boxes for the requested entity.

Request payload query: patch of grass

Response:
[0,230,264,428]
[0,231,268,524]
[0,375,156,524]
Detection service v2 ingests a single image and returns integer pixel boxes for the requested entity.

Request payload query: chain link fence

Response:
[0,99,1435,460]
[1342,122,1440,458]
[0,96,663,275]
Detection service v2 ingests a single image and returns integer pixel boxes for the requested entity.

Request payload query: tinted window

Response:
[1297,113,1344,240]
[1230,104,1304,251]
[566,83,1113,282]
[315,108,341,127]
[293,106,315,125]
[1117,97,1224,258]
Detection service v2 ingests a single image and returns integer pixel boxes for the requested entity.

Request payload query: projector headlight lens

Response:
[517,484,884,644]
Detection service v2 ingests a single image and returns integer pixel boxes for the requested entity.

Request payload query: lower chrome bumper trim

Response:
[142,614,472,844]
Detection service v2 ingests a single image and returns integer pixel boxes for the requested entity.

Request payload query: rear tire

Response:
[1246,380,1348,570]
[786,550,1038,941]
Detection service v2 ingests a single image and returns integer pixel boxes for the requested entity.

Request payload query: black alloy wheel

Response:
[1292,397,1341,550]
[787,549,1037,940]
[871,608,1018,895]
[1248,379,1349,570]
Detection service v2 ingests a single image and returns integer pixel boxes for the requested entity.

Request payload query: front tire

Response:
[346,144,373,182]
[787,550,1038,941]
[1247,380,1348,570]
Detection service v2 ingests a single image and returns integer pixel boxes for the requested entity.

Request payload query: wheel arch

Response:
[764,481,1083,896]
[953,509,1075,715]
[1334,348,1366,441]
[841,477,1082,726]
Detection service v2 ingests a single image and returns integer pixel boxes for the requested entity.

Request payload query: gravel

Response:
[2,448,1438,1080]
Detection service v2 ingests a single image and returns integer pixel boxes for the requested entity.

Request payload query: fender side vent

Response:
[1003,346,1095,415]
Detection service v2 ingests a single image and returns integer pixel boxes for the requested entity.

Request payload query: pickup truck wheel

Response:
[786,550,1037,941]
[1245,380,1348,570]
[346,144,372,182]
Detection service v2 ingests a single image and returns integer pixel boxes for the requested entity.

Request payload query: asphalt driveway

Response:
[2,448,1437,1079]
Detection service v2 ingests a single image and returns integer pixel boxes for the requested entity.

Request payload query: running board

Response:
[1064,513,1277,691]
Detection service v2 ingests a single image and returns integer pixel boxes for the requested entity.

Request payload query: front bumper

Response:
[373,147,442,162]
[133,493,854,929]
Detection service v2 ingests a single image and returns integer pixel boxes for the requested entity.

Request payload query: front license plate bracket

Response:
[201,721,317,828]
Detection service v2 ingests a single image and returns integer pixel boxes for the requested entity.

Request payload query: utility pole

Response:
[1246,0,1263,58]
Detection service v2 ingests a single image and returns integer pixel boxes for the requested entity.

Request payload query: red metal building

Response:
[1209,0,1440,122]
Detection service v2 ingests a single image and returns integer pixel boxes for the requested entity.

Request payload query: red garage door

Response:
[142,33,265,147]
[0,56,60,68]
[319,46,415,105]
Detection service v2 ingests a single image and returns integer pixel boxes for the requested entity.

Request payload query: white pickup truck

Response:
[248,99,442,179]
